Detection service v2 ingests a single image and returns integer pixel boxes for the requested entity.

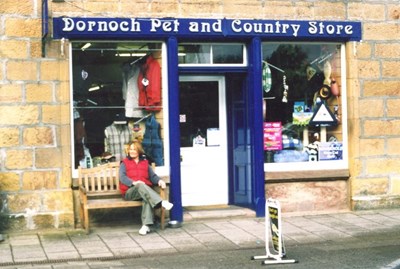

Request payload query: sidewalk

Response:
[1,207,400,267]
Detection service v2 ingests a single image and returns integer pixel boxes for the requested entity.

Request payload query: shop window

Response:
[71,41,168,175]
[178,43,245,65]
[262,43,348,172]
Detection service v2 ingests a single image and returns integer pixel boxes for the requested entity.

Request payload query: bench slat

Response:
[86,198,142,209]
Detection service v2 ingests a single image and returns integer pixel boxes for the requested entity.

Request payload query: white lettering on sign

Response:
[188,20,222,33]
[230,19,300,37]
[57,17,360,41]
[62,18,141,32]
[308,21,353,35]
[150,18,179,32]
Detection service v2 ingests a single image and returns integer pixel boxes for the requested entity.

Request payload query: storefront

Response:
[51,17,361,222]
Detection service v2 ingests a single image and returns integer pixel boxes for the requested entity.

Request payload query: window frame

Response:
[69,41,170,178]
[178,42,247,67]
[261,43,349,174]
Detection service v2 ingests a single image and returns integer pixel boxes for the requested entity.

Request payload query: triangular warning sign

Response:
[309,102,338,126]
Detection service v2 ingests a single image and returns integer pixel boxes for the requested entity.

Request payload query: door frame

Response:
[167,37,265,223]
[179,75,228,206]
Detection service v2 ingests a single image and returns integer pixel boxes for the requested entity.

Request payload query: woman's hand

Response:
[158,179,167,189]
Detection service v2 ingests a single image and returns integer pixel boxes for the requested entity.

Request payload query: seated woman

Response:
[119,140,173,235]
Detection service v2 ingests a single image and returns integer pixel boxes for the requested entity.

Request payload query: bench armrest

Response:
[79,185,88,195]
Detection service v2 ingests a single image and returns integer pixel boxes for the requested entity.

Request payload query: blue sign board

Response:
[53,17,362,41]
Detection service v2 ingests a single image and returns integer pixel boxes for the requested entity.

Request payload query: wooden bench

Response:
[78,161,165,234]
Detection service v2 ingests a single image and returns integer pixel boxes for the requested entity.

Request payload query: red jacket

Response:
[119,158,152,195]
[137,55,161,111]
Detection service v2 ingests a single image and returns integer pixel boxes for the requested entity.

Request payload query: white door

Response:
[179,76,228,206]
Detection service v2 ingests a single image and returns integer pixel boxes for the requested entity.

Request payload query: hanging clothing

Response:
[137,55,162,111]
[142,115,164,166]
[74,118,87,168]
[104,123,131,162]
[122,63,145,118]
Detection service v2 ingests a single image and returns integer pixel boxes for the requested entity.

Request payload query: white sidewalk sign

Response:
[252,198,297,265]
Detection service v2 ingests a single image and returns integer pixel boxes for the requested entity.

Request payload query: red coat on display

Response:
[137,55,161,111]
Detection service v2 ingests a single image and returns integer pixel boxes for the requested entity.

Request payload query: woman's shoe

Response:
[161,200,173,210]
[139,225,150,235]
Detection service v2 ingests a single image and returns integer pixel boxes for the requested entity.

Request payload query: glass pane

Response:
[262,43,343,164]
[213,44,243,64]
[178,44,211,64]
[71,41,165,169]
[179,81,219,147]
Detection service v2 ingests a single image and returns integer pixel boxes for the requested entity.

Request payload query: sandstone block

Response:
[0,40,28,59]
[33,213,75,229]
[351,177,388,196]
[356,42,372,58]
[359,138,385,156]
[267,180,348,213]
[0,172,20,191]
[56,82,70,103]
[375,43,400,58]
[5,18,41,38]
[151,1,179,15]
[387,99,400,118]
[392,177,400,195]
[85,2,119,14]
[43,190,74,212]
[388,5,400,20]
[364,81,400,97]
[41,105,70,125]
[5,149,34,170]
[0,84,22,103]
[314,2,345,19]
[387,138,400,156]
[0,128,20,147]
[26,83,53,103]
[358,60,380,79]
[382,61,400,78]
[364,119,400,136]
[348,3,385,21]
[23,127,54,146]
[35,148,63,169]
[22,171,58,190]
[0,106,39,125]
[30,40,42,59]
[7,193,41,213]
[365,158,400,175]
[0,0,34,16]
[358,98,384,117]
[364,23,400,41]
[40,61,61,81]
[6,61,38,81]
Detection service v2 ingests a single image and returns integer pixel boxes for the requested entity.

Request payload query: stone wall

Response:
[347,2,400,210]
[0,0,73,231]
[0,0,399,231]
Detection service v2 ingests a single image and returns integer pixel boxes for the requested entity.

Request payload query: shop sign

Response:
[53,17,362,41]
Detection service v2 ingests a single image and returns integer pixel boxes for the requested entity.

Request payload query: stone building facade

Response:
[0,0,399,231]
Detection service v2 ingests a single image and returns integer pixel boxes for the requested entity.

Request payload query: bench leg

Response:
[79,202,85,229]
[161,208,165,230]
[84,207,90,234]
[159,188,166,230]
